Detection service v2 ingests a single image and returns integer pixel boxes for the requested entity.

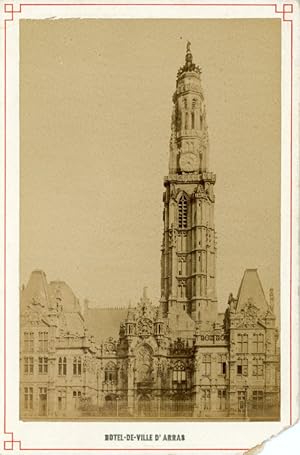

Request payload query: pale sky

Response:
[20,19,281,312]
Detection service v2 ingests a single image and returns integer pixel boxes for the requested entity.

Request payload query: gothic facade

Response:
[20,45,280,420]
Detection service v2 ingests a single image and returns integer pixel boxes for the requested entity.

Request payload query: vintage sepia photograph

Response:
[19,19,281,421]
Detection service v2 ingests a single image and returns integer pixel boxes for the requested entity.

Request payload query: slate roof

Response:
[236,269,268,314]
[21,269,52,309]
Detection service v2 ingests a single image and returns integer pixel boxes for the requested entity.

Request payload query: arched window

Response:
[200,115,203,130]
[178,195,188,228]
[104,362,117,383]
[73,356,82,376]
[172,361,187,390]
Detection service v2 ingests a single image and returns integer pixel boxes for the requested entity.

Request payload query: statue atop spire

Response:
[177,41,201,78]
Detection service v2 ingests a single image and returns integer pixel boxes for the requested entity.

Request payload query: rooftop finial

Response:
[185,40,193,66]
[177,40,201,78]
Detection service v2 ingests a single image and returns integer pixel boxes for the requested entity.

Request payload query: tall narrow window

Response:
[24,387,33,410]
[253,357,264,376]
[185,112,189,129]
[218,354,227,375]
[252,390,264,411]
[172,360,187,390]
[73,390,82,409]
[38,331,48,352]
[73,357,82,376]
[57,390,66,411]
[38,357,48,374]
[202,389,211,410]
[202,354,211,376]
[238,391,246,413]
[24,356,34,375]
[218,389,227,410]
[178,195,188,228]
[253,333,264,353]
[191,111,195,129]
[24,332,34,352]
[237,334,248,353]
[38,387,48,416]
[58,357,67,376]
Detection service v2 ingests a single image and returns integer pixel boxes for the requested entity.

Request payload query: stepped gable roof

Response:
[84,306,127,343]
[21,269,51,310]
[236,269,268,314]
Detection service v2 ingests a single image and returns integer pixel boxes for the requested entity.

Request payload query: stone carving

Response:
[137,318,153,338]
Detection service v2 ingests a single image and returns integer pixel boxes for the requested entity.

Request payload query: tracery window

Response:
[172,360,187,390]
[104,361,117,382]
[178,195,188,228]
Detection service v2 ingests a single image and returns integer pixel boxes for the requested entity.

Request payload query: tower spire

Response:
[161,45,217,324]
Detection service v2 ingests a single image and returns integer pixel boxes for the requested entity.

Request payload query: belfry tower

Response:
[160,42,217,323]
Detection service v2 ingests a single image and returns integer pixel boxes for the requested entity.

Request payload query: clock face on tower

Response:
[179,152,200,172]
